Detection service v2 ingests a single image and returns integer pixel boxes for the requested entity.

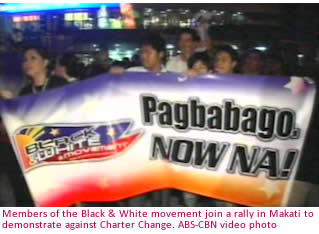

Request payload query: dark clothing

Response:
[0,143,34,206]
[85,63,110,79]
[19,76,68,96]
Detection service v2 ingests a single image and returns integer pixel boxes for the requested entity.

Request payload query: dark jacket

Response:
[19,76,68,96]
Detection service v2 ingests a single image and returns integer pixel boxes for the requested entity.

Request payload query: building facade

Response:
[0,3,285,57]
[1,3,318,75]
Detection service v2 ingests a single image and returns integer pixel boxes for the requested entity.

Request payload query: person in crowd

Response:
[85,50,112,78]
[185,51,212,77]
[131,54,141,67]
[19,47,69,96]
[195,14,216,57]
[109,61,126,75]
[166,28,200,74]
[214,45,239,74]
[240,49,263,75]
[0,48,68,206]
[122,57,131,69]
[263,54,286,76]
[125,33,172,206]
[0,47,69,207]
[0,90,14,99]
[55,53,82,82]
[0,47,68,98]
[127,33,167,73]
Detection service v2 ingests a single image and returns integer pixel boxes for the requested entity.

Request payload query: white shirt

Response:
[126,66,167,73]
[166,55,188,74]
[65,77,78,83]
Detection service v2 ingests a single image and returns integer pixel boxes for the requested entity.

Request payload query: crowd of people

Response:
[0,27,290,99]
[87,28,286,78]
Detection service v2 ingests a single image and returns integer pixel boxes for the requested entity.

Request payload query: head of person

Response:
[178,28,200,59]
[241,49,263,75]
[94,50,110,65]
[187,52,211,76]
[22,47,50,83]
[132,54,140,66]
[55,53,80,79]
[214,45,238,74]
[141,33,166,72]
[121,57,131,68]
[263,54,285,76]
[109,60,126,75]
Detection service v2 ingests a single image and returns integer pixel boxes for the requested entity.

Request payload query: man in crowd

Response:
[166,28,200,74]
[240,49,263,75]
[214,45,238,74]
[86,49,113,78]
[127,33,167,73]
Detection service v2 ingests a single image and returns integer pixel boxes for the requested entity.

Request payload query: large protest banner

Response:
[0,73,316,207]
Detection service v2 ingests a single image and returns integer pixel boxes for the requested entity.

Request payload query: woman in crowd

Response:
[0,47,69,206]
[19,47,68,96]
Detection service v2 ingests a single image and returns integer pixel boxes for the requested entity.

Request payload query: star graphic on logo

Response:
[259,179,281,200]
[50,128,60,137]
[107,127,116,137]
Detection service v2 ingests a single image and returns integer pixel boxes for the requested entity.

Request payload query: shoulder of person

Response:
[67,77,78,83]
[167,55,181,63]
[49,76,69,87]
[19,84,32,97]
[126,66,147,72]
[166,55,184,68]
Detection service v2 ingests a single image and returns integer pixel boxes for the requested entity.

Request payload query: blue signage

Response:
[0,3,120,13]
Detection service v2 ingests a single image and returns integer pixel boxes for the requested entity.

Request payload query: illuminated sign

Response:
[0,3,120,13]
[110,19,123,29]
[97,5,109,29]
[13,15,40,23]
[120,4,136,29]
[65,12,89,21]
